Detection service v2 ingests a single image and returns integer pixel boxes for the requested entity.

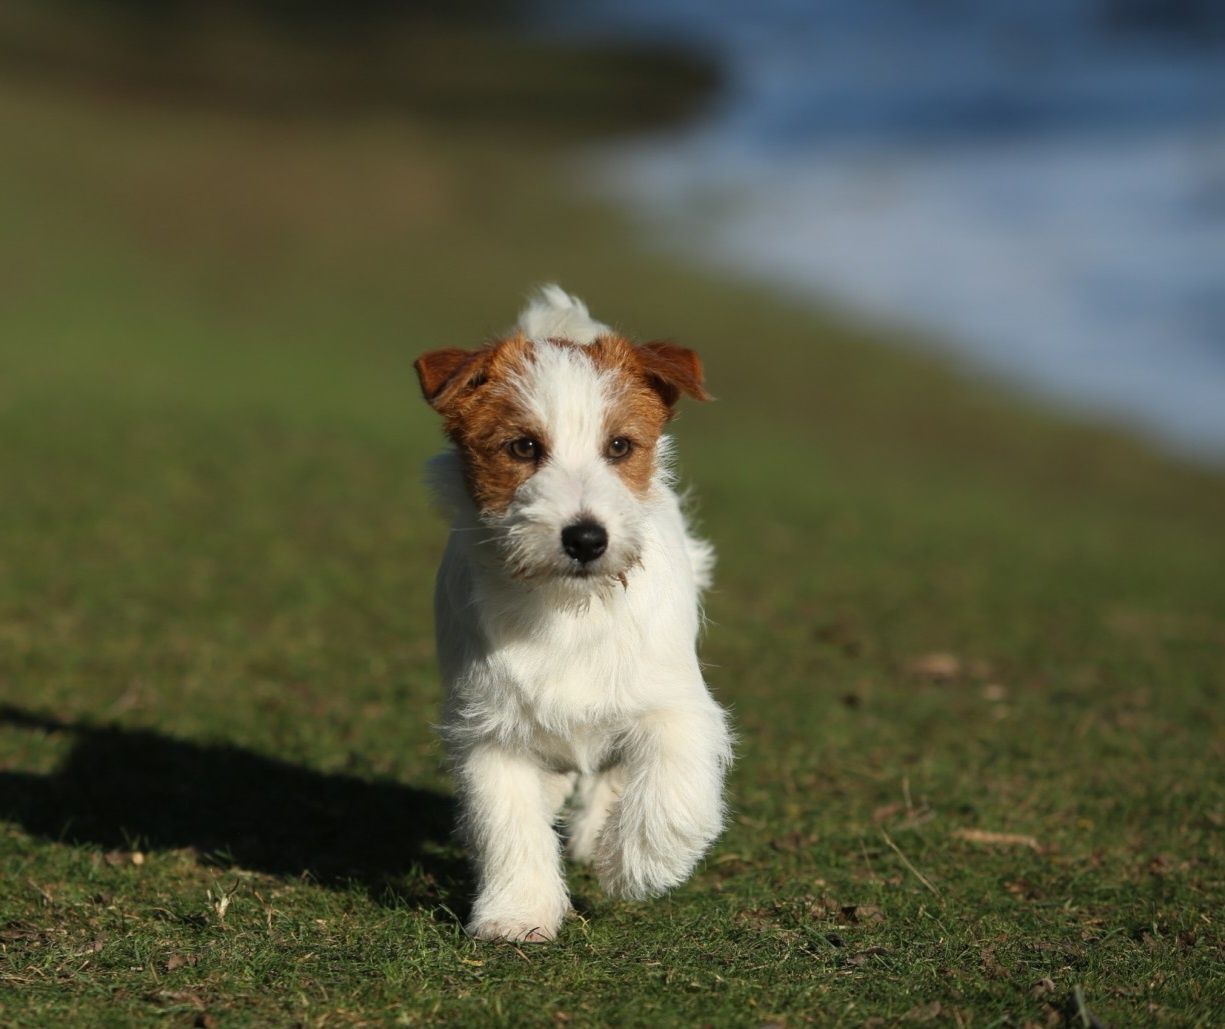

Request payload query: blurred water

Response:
[546,1,1225,460]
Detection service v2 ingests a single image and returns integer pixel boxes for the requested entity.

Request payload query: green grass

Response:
[1,78,1223,1027]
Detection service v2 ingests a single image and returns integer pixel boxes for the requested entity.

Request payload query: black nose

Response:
[561,520,608,564]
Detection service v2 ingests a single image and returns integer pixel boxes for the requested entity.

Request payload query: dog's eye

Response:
[606,437,633,460]
[506,437,540,462]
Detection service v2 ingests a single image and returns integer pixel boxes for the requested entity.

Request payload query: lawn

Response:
[1,75,1223,1026]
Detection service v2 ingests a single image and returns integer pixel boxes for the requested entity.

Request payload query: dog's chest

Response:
[476,603,638,771]
[497,600,642,716]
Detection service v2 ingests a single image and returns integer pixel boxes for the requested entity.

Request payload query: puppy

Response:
[414,286,732,942]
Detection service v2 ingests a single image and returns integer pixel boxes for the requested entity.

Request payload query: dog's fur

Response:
[414,286,732,942]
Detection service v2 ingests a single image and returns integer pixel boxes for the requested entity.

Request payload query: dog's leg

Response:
[596,699,732,899]
[456,743,572,942]
[567,765,624,864]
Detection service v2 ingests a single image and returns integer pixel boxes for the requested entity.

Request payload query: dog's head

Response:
[415,330,708,590]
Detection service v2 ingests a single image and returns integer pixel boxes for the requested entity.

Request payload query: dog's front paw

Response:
[466,918,560,943]
[595,817,707,901]
[466,891,570,943]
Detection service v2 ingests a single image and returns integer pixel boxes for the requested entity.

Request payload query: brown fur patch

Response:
[414,348,478,403]
[415,333,544,513]
[582,335,675,495]
[637,341,712,406]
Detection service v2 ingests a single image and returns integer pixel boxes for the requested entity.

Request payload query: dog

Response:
[413,286,732,942]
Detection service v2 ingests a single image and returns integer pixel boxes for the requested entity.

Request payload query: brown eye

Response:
[507,437,540,462]
[607,437,632,460]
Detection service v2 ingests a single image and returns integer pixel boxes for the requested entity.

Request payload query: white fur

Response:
[426,286,732,942]
[516,283,612,344]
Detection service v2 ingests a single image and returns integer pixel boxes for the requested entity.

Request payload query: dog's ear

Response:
[414,348,489,413]
[637,341,711,408]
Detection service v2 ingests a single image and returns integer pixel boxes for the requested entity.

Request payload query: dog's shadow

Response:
[0,704,465,906]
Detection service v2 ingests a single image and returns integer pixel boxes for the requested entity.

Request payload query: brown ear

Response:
[637,341,711,408]
[414,348,486,412]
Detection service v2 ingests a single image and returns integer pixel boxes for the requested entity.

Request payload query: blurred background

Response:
[2,0,1222,458]
[548,0,1225,460]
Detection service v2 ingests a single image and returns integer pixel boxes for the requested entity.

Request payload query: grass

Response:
[1,74,1223,1027]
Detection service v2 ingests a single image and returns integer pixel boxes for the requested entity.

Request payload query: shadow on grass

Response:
[0,705,466,908]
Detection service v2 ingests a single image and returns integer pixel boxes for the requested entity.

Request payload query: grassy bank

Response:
[1,77,1223,1026]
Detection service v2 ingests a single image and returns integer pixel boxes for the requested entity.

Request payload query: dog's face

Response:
[416,332,708,588]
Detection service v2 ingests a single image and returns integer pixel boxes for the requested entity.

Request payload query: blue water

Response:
[544,1,1225,460]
